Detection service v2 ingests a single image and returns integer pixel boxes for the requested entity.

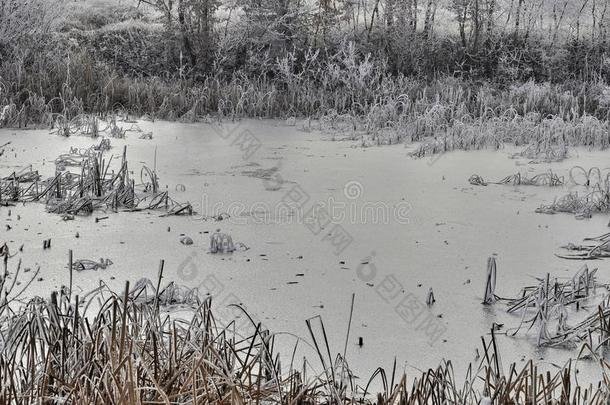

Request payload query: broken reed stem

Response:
[483,256,497,305]
[68,249,73,300]
[118,281,130,362]
[153,259,164,311]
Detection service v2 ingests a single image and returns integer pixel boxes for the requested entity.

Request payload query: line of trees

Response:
[120,0,610,81]
[2,0,610,90]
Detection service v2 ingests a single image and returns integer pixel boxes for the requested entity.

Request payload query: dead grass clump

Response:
[50,114,141,138]
[210,229,235,253]
[569,166,610,188]
[470,171,564,187]
[490,264,610,350]
[559,232,610,260]
[536,186,610,217]
[0,143,192,217]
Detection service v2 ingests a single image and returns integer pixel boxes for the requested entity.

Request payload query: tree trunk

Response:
[458,2,468,48]
[551,0,568,45]
[514,0,524,34]
[486,0,495,41]
[385,0,395,28]
[178,0,197,67]
[411,0,418,32]
[600,0,608,44]
[576,0,591,41]
[472,0,480,50]
[423,0,437,38]
[368,0,381,39]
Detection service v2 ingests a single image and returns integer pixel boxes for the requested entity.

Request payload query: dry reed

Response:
[0,255,609,404]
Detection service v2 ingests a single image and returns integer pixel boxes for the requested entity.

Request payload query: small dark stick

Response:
[358,337,363,347]
[426,287,436,306]
[153,259,165,310]
[68,250,73,299]
[483,256,497,305]
[118,281,130,360]
[73,295,79,330]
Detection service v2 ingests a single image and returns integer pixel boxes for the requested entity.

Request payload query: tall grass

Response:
[0,262,609,404]
[3,43,610,159]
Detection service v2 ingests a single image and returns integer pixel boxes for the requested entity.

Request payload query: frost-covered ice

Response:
[1,119,609,385]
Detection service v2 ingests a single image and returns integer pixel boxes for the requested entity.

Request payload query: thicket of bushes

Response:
[1,0,610,127]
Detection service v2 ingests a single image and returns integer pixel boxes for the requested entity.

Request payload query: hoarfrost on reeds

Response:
[0,258,609,404]
[558,232,610,260]
[489,263,610,351]
[470,171,564,187]
[0,142,192,217]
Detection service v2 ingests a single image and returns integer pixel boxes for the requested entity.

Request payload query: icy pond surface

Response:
[1,119,610,385]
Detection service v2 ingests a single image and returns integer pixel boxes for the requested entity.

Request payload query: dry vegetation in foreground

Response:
[0,256,609,404]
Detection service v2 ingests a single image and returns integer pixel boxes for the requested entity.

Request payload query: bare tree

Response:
[451,0,471,48]
[472,0,480,49]
[367,0,381,39]
[138,0,218,71]
[551,0,568,45]
[0,0,61,56]
[599,0,608,43]
[575,0,591,41]
[138,0,174,25]
[514,0,524,34]
[423,0,438,38]
[314,0,340,46]
[410,0,418,32]
[486,0,495,42]
[385,0,395,28]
